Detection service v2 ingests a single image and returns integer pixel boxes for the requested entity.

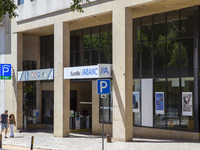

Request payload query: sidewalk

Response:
[1,129,200,150]
[1,145,47,150]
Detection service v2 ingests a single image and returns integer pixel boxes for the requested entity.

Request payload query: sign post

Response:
[97,79,111,150]
[0,64,11,80]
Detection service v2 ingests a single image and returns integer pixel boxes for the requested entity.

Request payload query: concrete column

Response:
[54,21,70,137]
[16,33,23,129]
[112,7,133,142]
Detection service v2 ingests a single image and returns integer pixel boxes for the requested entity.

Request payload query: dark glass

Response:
[167,78,180,129]
[133,18,141,44]
[100,49,109,63]
[70,53,74,66]
[154,79,166,128]
[83,28,90,50]
[154,14,166,42]
[70,32,75,52]
[133,45,140,78]
[108,49,112,64]
[91,50,99,65]
[166,40,179,77]
[154,41,165,78]
[181,78,194,131]
[133,79,141,126]
[142,16,153,42]
[74,30,82,51]
[100,24,109,49]
[91,26,100,49]
[142,43,152,78]
[40,35,54,69]
[167,11,179,40]
[181,8,194,38]
[180,38,193,77]
[84,51,90,65]
[75,52,80,66]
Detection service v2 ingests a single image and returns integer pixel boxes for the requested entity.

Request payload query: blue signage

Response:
[97,79,110,94]
[0,64,11,80]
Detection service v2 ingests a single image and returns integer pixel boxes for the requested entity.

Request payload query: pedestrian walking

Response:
[9,114,16,138]
[0,110,9,138]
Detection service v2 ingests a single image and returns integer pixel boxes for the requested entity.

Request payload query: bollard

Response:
[30,136,34,150]
[0,134,2,149]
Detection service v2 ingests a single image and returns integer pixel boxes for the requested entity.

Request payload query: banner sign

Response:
[133,92,140,113]
[18,68,54,81]
[0,64,11,80]
[155,92,164,114]
[64,64,112,79]
[182,92,193,116]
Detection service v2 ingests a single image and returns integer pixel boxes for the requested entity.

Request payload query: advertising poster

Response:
[133,92,140,113]
[155,92,164,114]
[182,92,193,116]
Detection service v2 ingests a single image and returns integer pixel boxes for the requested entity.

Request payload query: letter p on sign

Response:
[97,79,110,94]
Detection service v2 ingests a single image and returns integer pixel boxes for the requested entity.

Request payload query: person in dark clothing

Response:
[0,110,9,138]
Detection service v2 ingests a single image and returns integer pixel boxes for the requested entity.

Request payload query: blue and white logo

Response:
[97,79,110,94]
[0,64,11,77]
[100,67,109,74]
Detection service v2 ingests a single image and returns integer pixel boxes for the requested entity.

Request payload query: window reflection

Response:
[167,78,180,129]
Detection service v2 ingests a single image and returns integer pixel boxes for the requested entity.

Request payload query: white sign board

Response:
[64,64,112,79]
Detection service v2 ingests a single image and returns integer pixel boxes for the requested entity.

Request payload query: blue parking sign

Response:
[0,64,11,80]
[97,79,110,94]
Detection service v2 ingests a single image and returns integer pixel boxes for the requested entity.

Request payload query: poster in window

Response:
[182,92,193,116]
[155,92,164,114]
[133,92,140,113]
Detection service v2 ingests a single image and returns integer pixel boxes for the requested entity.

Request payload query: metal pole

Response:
[102,99,104,150]
[0,134,2,149]
[30,136,34,150]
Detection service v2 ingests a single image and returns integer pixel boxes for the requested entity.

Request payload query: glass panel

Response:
[133,45,140,78]
[142,16,153,42]
[91,26,100,49]
[99,95,110,123]
[181,78,194,131]
[181,8,194,38]
[91,50,99,65]
[154,41,165,78]
[70,32,75,52]
[166,40,179,77]
[100,24,109,49]
[84,51,90,65]
[83,28,90,50]
[75,52,80,66]
[154,79,166,128]
[74,30,82,51]
[154,13,166,42]
[70,53,74,67]
[167,78,180,129]
[100,49,109,63]
[180,38,193,77]
[167,11,179,40]
[133,18,141,44]
[142,43,152,78]
[133,79,141,126]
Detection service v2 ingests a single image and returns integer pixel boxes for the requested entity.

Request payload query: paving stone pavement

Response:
[1,129,200,150]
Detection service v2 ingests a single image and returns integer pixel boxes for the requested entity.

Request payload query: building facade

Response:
[1,0,200,142]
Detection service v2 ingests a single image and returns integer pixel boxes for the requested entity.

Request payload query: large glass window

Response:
[133,7,195,131]
[70,24,112,66]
